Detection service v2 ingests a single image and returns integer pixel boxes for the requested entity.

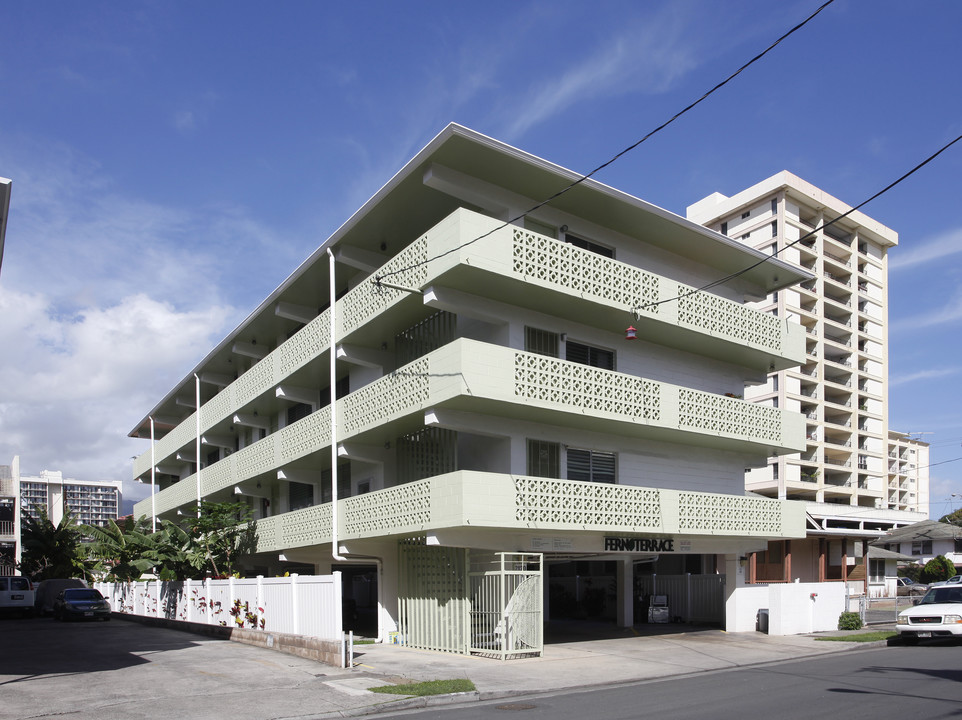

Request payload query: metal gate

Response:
[398,541,543,659]
[468,552,543,659]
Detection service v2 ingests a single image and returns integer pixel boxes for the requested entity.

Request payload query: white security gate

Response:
[468,552,543,659]
[397,541,543,659]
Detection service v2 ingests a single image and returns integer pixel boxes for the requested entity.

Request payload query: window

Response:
[566,448,616,484]
[720,222,728,236]
[287,402,312,425]
[741,211,751,219]
[525,327,559,358]
[771,463,779,480]
[771,220,778,238]
[288,481,314,512]
[564,233,614,258]
[565,341,614,370]
[869,558,885,583]
[527,440,560,478]
[911,540,933,556]
[771,198,778,215]
[771,375,779,392]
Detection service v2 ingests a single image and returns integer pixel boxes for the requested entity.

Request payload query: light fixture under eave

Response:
[625,325,637,340]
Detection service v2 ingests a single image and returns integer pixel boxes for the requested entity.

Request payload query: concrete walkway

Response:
[321,622,895,716]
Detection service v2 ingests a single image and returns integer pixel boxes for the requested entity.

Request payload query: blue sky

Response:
[1,0,960,516]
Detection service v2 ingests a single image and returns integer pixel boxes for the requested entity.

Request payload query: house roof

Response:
[872,519,962,545]
[128,123,812,439]
[868,546,916,562]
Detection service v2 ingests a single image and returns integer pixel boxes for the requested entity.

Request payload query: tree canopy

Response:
[82,500,258,581]
[938,508,962,527]
[18,507,94,582]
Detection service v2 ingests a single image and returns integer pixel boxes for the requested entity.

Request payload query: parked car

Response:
[896,577,929,596]
[896,585,962,644]
[53,588,112,622]
[929,575,962,587]
[35,578,88,616]
[0,576,35,616]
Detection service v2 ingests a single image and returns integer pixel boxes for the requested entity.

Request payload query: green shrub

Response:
[921,555,957,584]
[838,611,863,631]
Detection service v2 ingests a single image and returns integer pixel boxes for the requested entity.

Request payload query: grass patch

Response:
[368,679,476,696]
[353,639,376,645]
[815,631,896,643]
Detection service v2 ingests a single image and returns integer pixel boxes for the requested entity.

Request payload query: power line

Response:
[376,0,836,285]
[636,131,962,313]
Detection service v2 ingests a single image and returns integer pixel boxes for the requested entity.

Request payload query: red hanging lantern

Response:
[625,325,637,340]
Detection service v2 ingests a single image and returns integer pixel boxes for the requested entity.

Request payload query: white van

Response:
[0,576,36,616]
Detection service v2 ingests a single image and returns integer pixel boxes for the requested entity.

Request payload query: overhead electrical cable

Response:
[634,132,962,314]
[375,0,837,286]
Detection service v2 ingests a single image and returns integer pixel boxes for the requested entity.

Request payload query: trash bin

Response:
[757,608,769,634]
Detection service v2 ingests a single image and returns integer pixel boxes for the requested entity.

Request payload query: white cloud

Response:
[173,110,195,131]
[501,9,699,139]
[890,367,961,387]
[890,228,962,271]
[0,288,235,507]
[0,139,292,507]
[891,289,962,333]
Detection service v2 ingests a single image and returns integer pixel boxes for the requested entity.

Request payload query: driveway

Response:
[0,615,365,720]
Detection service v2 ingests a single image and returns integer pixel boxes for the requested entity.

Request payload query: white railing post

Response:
[206,577,213,625]
[186,579,192,623]
[229,576,236,628]
[290,574,299,635]
[157,581,163,618]
[256,575,263,630]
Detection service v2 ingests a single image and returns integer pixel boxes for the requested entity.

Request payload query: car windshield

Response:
[919,587,962,605]
[64,589,103,601]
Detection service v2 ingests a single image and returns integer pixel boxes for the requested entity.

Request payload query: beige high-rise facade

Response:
[688,172,929,517]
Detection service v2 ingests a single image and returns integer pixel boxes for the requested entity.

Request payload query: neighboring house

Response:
[687,173,928,595]
[19,468,122,528]
[130,124,815,652]
[873,519,962,571]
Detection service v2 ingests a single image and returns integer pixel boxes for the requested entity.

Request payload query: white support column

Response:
[194,373,202,517]
[185,579,192,623]
[149,416,156,533]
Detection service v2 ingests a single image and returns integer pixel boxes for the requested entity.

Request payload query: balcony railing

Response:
[250,472,808,553]
[135,209,805,479]
[136,340,805,518]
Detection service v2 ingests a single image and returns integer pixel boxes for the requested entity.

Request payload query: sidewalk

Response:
[316,622,895,716]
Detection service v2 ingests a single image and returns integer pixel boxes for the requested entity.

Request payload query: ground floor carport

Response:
[249,525,776,657]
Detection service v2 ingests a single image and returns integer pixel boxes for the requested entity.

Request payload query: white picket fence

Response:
[95,572,343,640]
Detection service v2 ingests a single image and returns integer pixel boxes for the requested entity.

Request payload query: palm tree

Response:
[18,507,92,581]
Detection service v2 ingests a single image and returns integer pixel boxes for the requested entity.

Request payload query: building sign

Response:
[531,536,574,551]
[604,536,675,552]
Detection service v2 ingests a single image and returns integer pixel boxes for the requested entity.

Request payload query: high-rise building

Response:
[687,171,929,514]
[20,469,122,528]
[688,172,928,590]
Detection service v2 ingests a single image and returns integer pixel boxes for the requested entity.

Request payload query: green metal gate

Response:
[398,541,543,659]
